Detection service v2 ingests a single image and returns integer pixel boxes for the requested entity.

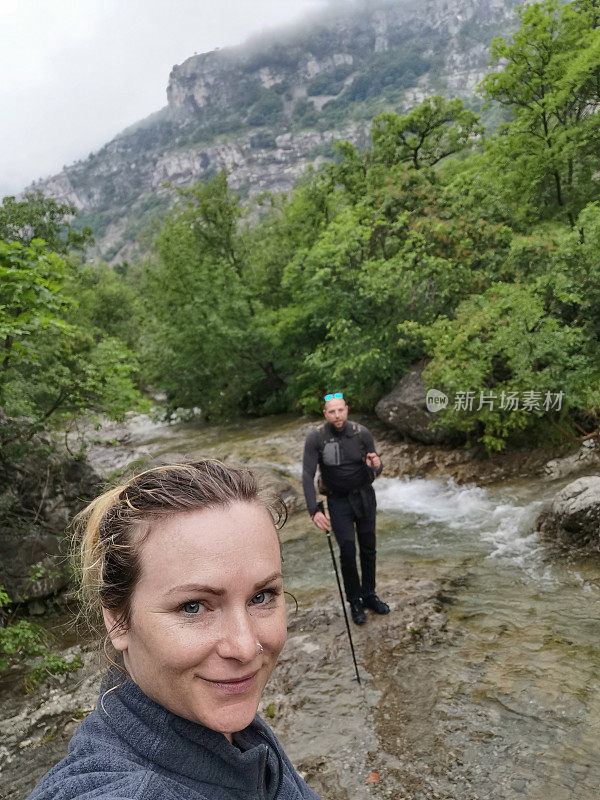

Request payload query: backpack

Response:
[315,421,374,494]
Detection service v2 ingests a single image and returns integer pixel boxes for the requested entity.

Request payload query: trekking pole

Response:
[323,500,361,685]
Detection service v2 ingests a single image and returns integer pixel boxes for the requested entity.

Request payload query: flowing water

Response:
[373,476,600,798]
[98,414,600,798]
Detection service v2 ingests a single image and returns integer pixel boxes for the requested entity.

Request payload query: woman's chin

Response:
[212,706,258,737]
[188,695,260,737]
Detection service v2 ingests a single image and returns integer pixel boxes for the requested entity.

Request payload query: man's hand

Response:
[312,510,331,531]
[366,452,381,471]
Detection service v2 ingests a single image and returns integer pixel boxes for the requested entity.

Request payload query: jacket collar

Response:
[97,671,281,798]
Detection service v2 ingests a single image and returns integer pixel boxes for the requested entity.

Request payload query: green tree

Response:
[66,260,140,349]
[0,240,71,383]
[480,0,600,226]
[0,192,93,251]
[553,201,600,339]
[140,174,285,416]
[370,96,483,170]
[265,151,513,411]
[401,280,600,452]
[0,240,141,434]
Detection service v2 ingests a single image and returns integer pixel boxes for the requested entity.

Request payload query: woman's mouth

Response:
[202,671,258,694]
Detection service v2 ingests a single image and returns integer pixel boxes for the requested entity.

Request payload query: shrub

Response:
[293,100,320,127]
[247,89,285,126]
[402,282,600,452]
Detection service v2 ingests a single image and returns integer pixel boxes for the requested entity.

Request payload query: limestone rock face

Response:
[165,0,523,125]
[375,364,455,445]
[26,0,528,262]
[536,477,600,549]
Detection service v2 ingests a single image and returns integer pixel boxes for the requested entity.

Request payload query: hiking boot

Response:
[349,600,366,625]
[363,594,390,615]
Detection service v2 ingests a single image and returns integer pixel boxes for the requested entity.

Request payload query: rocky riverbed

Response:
[73,411,599,490]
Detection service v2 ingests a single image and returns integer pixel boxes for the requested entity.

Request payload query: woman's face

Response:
[104,501,287,740]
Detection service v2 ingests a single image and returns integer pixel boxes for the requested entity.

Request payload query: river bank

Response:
[76,410,599,489]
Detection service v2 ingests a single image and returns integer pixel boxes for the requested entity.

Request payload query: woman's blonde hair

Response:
[72,459,286,636]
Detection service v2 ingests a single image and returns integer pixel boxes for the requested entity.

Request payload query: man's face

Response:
[323,398,348,430]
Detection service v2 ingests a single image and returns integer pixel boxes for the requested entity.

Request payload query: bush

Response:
[403,281,600,452]
[247,89,284,126]
[306,64,353,96]
[0,586,83,691]
[24,652,83,694]
[249,132,277,150]
[293,100,319,127]
[345,50,430,102]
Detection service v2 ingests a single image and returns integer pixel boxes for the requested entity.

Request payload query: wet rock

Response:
[253,466,304,516]
[27,600,47,616]
[543,445,600,482]
[375,363,456,445]
[0,648,100,800]
[0,526,69,603]
[374,424,560,487]
[536,477,600,550]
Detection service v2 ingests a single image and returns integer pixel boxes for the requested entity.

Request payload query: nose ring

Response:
[257,641,264,654]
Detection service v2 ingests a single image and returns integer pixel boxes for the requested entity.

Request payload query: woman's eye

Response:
[182,601,202,614]
[250,590,274,605]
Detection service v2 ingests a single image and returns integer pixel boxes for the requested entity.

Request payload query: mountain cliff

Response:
[27,0,526,262]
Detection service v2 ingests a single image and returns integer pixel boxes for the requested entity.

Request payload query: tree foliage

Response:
[401,280,600,452]
[0,240,141,429]
[0,192,93,252]
[370,96,483,170]
[480,0,600,226]
[0,196,143,446]
[9,0,600,453]
[139,174,286,416]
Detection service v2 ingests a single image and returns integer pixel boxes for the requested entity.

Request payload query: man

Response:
[302,392,390,625]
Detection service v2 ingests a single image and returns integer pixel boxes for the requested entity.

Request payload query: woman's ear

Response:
[102,606,129,652]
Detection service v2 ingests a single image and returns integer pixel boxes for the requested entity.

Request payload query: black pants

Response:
[328,486,377,603]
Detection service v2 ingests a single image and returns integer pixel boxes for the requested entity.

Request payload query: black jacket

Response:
[302,421,382,516]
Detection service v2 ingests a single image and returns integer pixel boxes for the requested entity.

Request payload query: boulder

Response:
[375,363,456,445]
[252,466,304,517]
[543,444,600,482]
[0,523,70,604]
[536,476,600,549]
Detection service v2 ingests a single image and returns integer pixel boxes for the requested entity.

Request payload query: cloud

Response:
[0,0,326,196]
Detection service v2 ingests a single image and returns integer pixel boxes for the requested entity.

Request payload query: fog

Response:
[0,0,332,197]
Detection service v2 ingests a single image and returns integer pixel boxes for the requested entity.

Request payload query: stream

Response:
[3,414,600,799]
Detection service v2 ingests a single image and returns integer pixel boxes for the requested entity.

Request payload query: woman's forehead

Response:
[136,503,281,585]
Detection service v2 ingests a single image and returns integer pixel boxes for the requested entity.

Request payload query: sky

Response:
[0,0,327,197]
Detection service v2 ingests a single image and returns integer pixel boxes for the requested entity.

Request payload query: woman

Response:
[28,460,320,800]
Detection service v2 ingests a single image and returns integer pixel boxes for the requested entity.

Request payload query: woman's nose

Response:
[215,608,259,662]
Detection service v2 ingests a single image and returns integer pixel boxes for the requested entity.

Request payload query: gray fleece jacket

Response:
[27,673,320,800]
